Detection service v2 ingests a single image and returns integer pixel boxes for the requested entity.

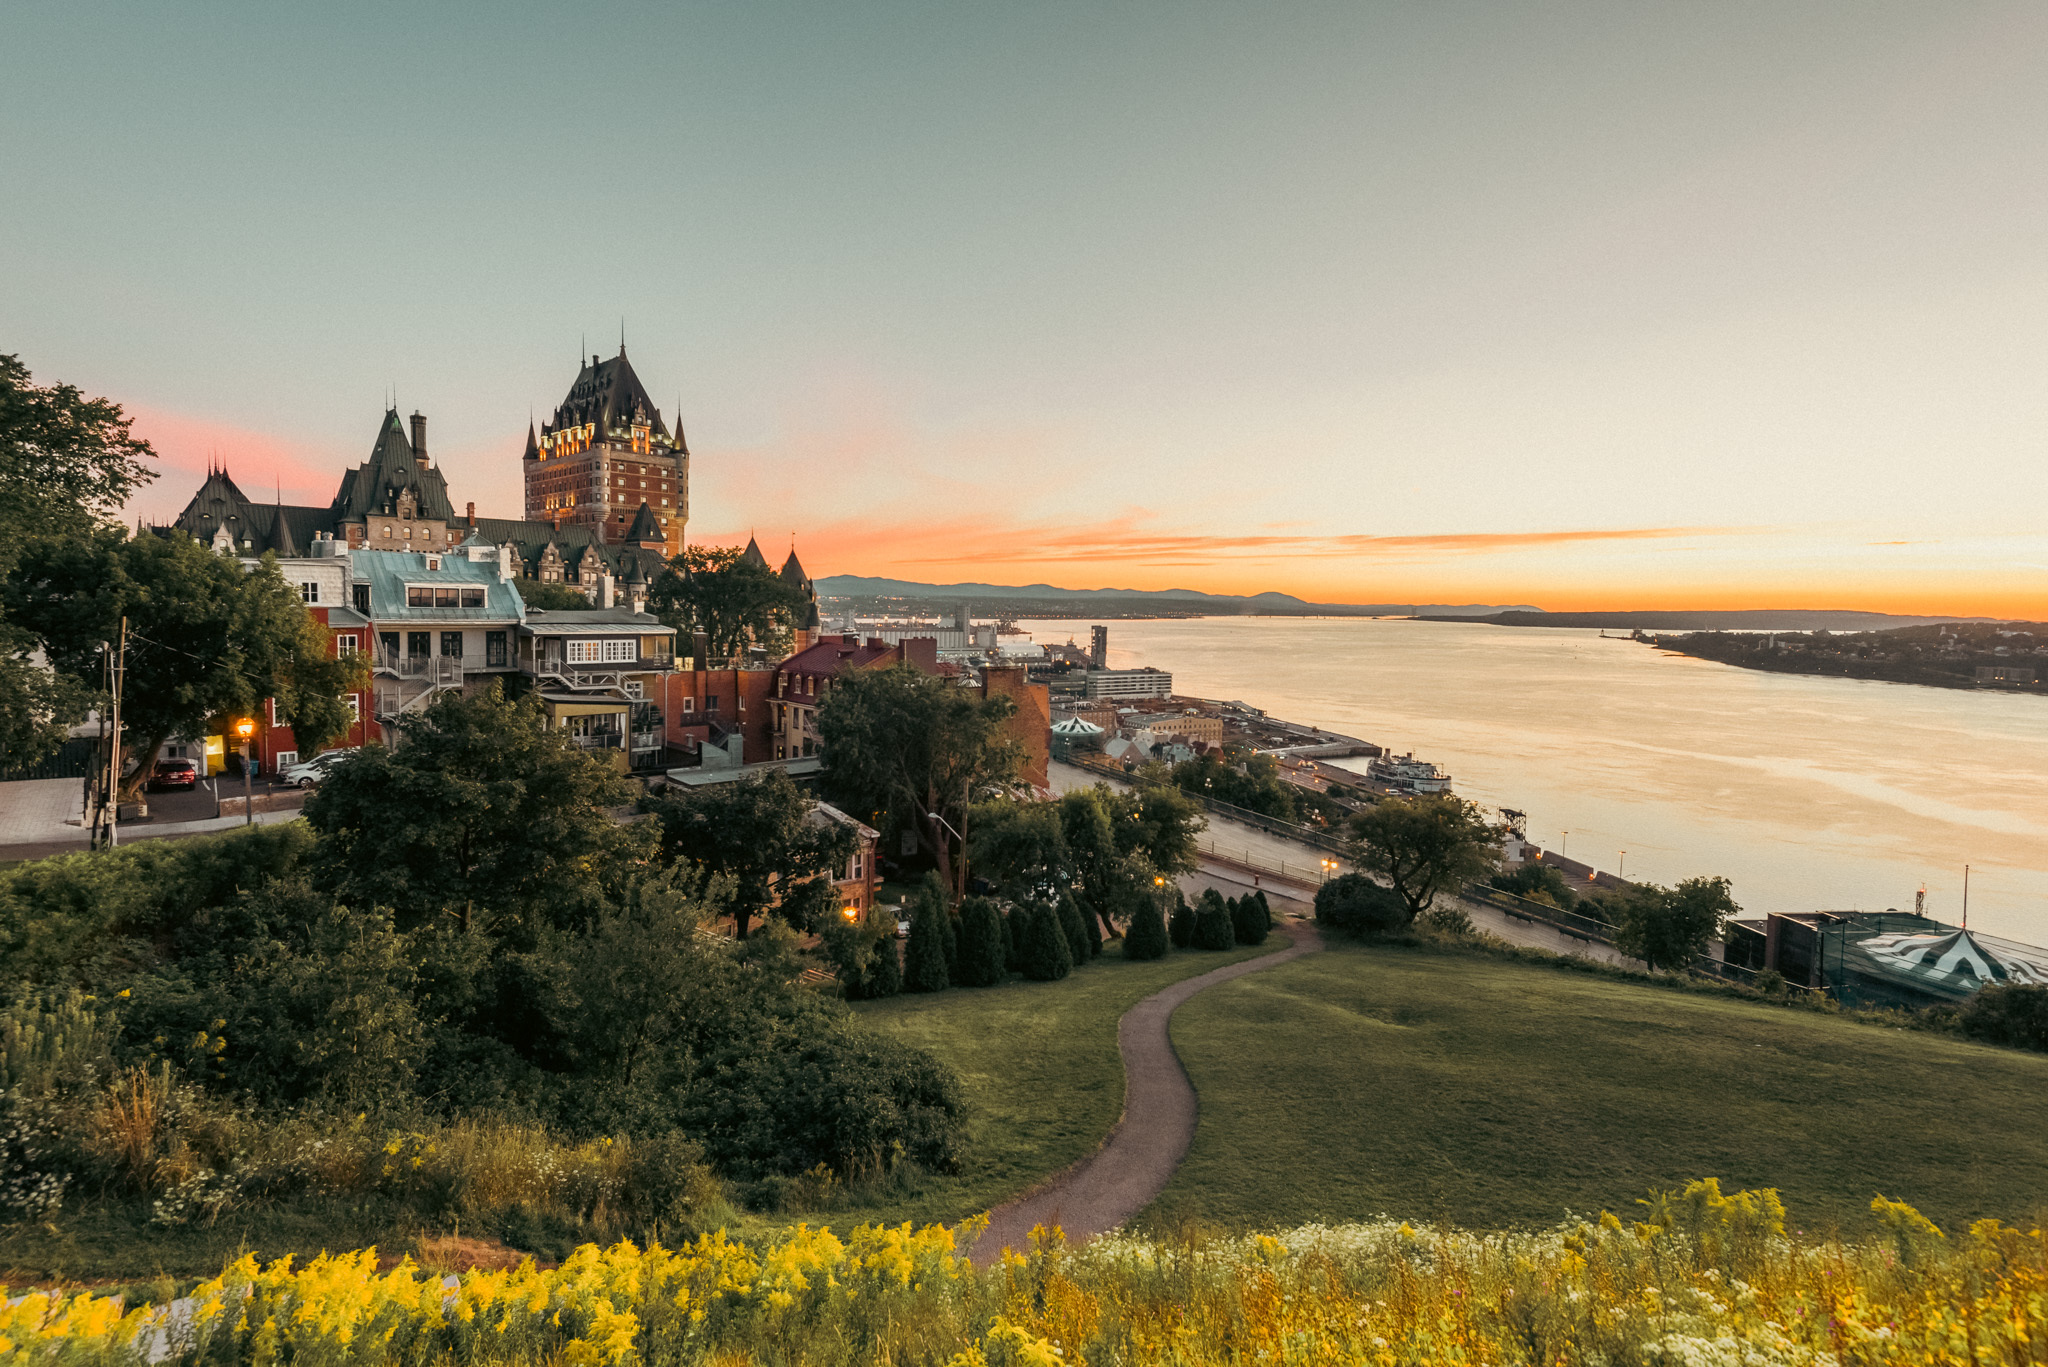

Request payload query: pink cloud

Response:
[123,405,344,524]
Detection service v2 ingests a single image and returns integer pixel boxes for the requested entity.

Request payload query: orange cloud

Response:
[699,509,1739,574]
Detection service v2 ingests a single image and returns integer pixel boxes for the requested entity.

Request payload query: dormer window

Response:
[427,555,441,570]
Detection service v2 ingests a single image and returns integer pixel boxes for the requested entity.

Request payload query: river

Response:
[1012,617,2048,944]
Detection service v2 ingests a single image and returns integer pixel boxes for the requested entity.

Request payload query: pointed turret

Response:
[271,492,300,557]
[523,420,540,461]
[779,545,808,585]
[624,501,666,552]
[741,534,770,570]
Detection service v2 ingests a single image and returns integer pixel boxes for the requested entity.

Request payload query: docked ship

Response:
[1368,752,1452,793]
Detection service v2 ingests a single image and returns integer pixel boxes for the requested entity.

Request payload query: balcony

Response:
[376,651,463,684]
[567,733,622,751]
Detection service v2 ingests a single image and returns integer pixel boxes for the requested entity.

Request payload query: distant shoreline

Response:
[1650,625,2045,696]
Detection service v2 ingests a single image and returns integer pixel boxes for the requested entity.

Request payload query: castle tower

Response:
[526,346,687,559]
[781,543,821,652]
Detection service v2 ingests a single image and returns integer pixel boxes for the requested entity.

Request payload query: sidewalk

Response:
[1057,761,1639,969]
[0,778,304,862]
[1052,761,1339,884]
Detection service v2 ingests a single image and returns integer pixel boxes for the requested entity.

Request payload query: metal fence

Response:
[0,736,101,783]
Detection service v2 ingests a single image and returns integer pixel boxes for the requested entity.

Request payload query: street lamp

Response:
[234,718,255,827]
[1319,857,1337,883]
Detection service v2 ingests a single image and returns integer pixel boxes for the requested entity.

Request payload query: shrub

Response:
[953,896,1007,988]
[1315,874,1408,935]
[1959,984,2048,1052]
[1232,891,1270,945]
[1057,893,1092,963]
[1420,902,1475,936]
[1490,862,1579,908]
[1122,895,1168,960]
[1018,903,1074,982]
[1168,895,1196,948]
[902,899,952,994]
[1193,889,1236,950]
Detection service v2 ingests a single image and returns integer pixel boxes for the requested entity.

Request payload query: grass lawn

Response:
[825,934,1290,1232]
[1150,942,2048,1236]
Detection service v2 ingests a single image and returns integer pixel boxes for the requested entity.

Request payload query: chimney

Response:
[465,501,475,523]
[410,412,428,466]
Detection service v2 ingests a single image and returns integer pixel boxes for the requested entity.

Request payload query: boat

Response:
[1368,752,1452,793]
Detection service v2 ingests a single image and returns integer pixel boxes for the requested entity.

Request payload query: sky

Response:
[5,2,2048,614]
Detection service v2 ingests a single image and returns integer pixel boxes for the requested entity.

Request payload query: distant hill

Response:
[1418,609,2004,631]
[813,575,1537,617]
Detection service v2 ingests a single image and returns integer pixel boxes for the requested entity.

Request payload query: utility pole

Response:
[104,617,127,848]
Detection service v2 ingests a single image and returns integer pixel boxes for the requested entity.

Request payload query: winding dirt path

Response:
[970,915,1324,1265]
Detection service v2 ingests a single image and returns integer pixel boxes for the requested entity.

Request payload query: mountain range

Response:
[812,576,1534,616]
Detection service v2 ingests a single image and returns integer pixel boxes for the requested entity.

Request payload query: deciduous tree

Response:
[304,685,637,934]
[818,665,1021,898]
[1113,784,1205,876]
[1610,875,1739,972]
[8,531,359,796]
[969,797,1069,903]
[641,768,856,940]
[647,545,809,662]
[1345,794,1501,923]
[0,355,157,768]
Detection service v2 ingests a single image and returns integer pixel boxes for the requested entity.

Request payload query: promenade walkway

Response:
[972,901,1322,1265]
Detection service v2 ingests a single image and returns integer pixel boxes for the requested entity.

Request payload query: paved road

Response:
[970,909,1324,1265]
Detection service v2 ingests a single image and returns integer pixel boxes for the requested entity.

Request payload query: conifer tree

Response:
[1073,890,1104,958]
[1057,892,1092,964]
[1001,905,1022,973]
[1123,892,1168,960]
[917,871,959,982]
[954,895,1007,987]
[1194,888,1236,950]
[1233,889,1272,945]
[1019,902,1074,981]
[1168,893,1196,949]
[903,898,952,992]
[865,927,903,996]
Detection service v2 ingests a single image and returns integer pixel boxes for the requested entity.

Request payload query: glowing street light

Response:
[233,718,256,827]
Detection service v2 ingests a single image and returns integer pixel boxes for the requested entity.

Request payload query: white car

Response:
[281,750,355,788]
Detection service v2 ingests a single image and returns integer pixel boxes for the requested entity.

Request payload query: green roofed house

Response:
[354,539,526,737]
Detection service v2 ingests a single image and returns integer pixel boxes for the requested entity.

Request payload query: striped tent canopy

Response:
[1861,927,2048,994]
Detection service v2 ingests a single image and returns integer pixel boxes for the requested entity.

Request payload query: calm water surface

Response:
[1015,617,2048,943]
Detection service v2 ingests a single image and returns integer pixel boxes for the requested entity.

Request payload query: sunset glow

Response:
[21,3,2048,619]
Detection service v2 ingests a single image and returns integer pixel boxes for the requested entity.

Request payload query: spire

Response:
[523,419,540,460]
[741,533,769,570]
[271,486,300,558]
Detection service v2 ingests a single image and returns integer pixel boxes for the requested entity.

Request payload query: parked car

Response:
[280,750,354,789]
[147,758,198,791]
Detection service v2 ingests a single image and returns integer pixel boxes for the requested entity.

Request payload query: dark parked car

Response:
[148,758,199,791]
